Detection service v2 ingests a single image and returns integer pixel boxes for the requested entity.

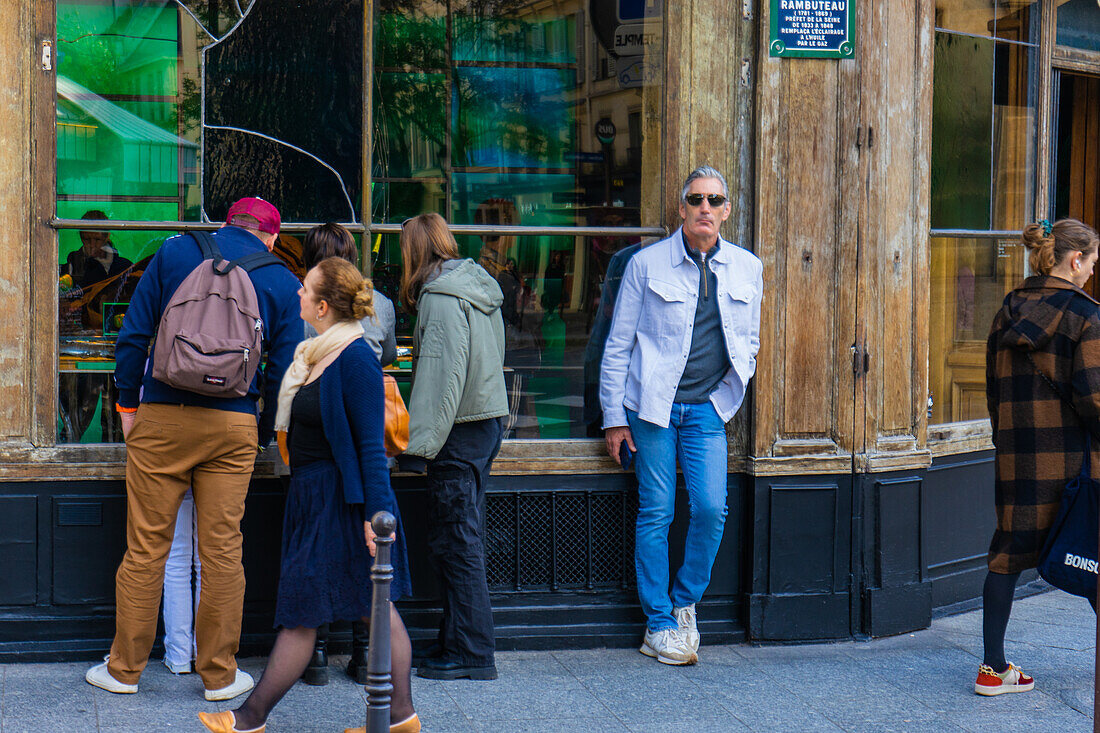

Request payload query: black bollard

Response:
[366,511,396,733]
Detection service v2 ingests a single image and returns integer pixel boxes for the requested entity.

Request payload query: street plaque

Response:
[769,0,855,59]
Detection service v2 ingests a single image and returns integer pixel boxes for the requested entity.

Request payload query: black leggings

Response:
[982,570,1096,672]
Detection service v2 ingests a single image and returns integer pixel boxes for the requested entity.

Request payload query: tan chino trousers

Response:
[107,403,257,690]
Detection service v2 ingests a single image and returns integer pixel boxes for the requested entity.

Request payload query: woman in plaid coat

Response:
[979,218,1100,696]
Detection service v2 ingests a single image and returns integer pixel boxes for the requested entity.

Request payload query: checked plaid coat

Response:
[986,275,1100,574]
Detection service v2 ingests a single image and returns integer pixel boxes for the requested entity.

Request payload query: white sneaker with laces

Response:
[204,668,254,701]
[639,627,697,665]
[85,660,138,694]
[674,604,700,653]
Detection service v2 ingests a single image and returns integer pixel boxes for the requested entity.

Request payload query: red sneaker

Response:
[975,662,1034,696]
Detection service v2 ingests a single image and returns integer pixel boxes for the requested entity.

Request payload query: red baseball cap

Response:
[225,197,281,234]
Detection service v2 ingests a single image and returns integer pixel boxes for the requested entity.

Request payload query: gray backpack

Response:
[151,231,283,397]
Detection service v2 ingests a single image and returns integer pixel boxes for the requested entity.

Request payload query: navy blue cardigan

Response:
[318,339,390,509]
[315,339,411,600]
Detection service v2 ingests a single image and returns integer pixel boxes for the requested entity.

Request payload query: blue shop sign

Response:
[769,0,855,59]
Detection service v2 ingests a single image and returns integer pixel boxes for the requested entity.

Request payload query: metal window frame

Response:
[49,219,668,238]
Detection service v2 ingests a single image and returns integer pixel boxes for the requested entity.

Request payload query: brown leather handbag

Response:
[383,374,410,457]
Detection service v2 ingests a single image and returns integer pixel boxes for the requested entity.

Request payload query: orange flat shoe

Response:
[198,710,266,733]
[344,712,421,733]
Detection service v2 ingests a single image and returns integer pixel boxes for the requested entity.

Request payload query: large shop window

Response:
[55,1,664,444]
[927,1,1038,425]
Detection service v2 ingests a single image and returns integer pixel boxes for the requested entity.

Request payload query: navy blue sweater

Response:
[113,226,304,446]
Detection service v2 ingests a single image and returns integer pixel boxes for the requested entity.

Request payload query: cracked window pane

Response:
[203,0,363,222]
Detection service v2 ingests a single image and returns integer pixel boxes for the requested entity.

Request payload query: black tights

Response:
[231,604,414,731]
[982,570,1097,673]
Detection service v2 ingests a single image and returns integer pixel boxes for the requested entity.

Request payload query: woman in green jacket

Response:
[396,213,508,681]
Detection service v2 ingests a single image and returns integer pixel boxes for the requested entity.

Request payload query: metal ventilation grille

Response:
[484,490,637,592]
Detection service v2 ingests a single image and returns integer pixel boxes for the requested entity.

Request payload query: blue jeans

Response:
[627,402,729,632]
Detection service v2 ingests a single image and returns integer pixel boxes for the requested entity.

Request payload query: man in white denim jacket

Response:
[600,166,762,665]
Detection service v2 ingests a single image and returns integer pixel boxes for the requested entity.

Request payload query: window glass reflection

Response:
[1057,0,1100,52]
[991,41,1036,229]
[372,0,663,227]
[372,232,657,439]
[995,2,1041,44]
[931,32,994,230]
[928,236,1025,424]
[934,0,994,36]
[55,0,665,443]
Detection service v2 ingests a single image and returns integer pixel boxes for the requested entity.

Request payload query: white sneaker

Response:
[204,668,254,701]
[674,604,700,653]
[639,627,697,665]
[85,660,138,694]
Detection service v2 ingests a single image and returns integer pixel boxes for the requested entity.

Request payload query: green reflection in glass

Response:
[931,31,993,230]
[57,201,175,266]
[453,14,576,64]
[451,172,576,228]
[453,67,575,170]
[376,10,447,69]
[58,2,178,96]
[57,2,195,202]
[373,72,447,178]
[370,181,446,225]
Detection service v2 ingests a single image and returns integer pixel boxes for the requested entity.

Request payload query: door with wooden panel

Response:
[1054,71,1100,298]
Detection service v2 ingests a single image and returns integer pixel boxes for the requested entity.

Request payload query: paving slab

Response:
[1,589,1097,732]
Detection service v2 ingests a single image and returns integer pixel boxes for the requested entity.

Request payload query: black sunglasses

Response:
[684,193,727,207]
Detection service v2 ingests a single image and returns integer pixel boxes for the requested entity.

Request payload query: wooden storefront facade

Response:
[1,1,1097,659]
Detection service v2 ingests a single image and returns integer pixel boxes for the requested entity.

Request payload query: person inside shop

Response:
[200,256,417,733]
[61,210,134,311]
[978,218,1100,696]
[600,165,763,665]
[297,221,399,687]
[85,197,303,704]
[396,212,508,681]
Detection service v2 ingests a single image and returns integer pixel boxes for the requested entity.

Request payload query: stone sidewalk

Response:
[0,588,1095,732]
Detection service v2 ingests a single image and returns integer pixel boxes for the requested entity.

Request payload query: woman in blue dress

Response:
[199,257,417,733]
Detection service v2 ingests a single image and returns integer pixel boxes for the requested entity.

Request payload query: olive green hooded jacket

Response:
[405,258,508,461]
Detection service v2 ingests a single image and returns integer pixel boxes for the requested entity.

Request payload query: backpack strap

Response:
[231,250,285,273]
[190,231,222,263]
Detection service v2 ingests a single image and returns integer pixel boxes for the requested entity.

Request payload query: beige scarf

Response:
[274,319,363,463]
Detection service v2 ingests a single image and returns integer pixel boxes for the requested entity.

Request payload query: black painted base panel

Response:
[0,449,1001,655]
[0,597,744,663]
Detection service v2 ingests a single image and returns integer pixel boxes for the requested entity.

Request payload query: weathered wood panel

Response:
[782,60,839,436]
[31,2,57,446]
[0,4,33,441]
[755,2,850,465]
[755,0,933,473]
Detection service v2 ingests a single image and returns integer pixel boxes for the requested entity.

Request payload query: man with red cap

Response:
[86,198,303,702]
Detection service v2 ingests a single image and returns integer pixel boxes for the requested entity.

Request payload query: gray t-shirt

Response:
[674,240,731,403]
[304,290,397,366]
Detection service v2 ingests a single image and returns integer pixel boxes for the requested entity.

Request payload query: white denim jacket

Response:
[599,228,763,429]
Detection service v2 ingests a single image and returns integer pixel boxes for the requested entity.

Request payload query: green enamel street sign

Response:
[769,0,855,59]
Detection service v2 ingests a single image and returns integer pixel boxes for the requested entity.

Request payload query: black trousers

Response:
[426,417,504,667]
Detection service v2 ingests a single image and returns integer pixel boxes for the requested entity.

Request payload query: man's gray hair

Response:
[681,166,729,201]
